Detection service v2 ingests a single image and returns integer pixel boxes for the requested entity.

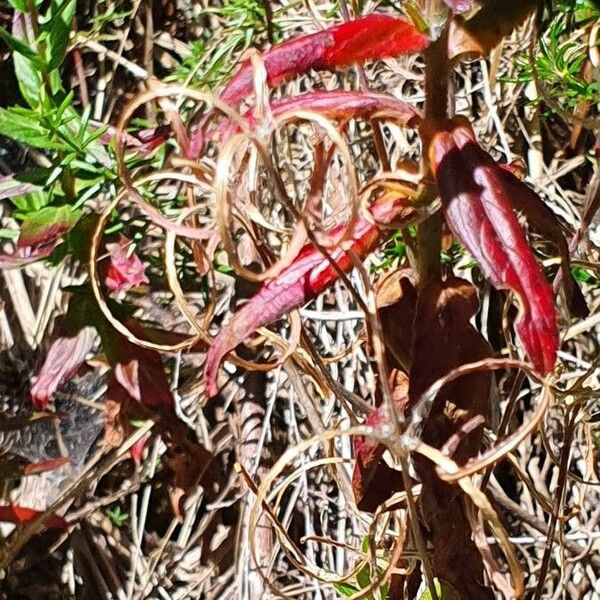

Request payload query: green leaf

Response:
[418,578,460,600]
[572,267,598,285]
[333,583,359,597]
[0,26,45,66]
[11,189,49,213]
[0,107,64,150]
[418,580,443,600]
[7,0,28,10]
[18,205,81,248]
[45,0,77,70]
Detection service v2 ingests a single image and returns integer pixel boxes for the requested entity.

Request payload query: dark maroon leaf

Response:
[102,318,173,411]
[352,369,409,512]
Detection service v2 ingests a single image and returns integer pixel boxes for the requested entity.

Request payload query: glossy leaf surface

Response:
[430,122,558,375]
[220,15,430,107]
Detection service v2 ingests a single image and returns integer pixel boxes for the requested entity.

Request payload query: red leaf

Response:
[215,90,420,141]
[204,195,414,396]
[0,505,67,530]
[496,167,588,319]
[220,15,429,107]
[130,432,151,464]
[429,122,558,374]
[105,235,149,295]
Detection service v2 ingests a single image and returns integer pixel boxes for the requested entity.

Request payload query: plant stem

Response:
[416,23,450,287]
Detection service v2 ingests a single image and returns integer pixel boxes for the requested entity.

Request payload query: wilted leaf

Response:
[18,205,81,249]
[220,15,430,107]
[409,278,494,600]
[430,121,558,375]
[164,442,214,519]
[352,369,409,512]
[102,319,173,411]
[22,457,70,475]
[204,195,414,396]
[104,235,149,295]
[0,175,39,200]
[376,269,419,371]
[31,295,97,409]
[0,505,67,530]
[449,0,537,60]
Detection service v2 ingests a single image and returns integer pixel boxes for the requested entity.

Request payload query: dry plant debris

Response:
[0,0,599,599]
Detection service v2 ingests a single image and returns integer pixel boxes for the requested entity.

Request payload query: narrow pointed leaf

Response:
[220,15,430,107]
[216,90,420,141]
[430,123,558,375]
[204,196,413,396]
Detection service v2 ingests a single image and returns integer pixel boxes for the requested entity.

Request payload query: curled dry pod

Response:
[204,196,414,397]
[429,122,558,375]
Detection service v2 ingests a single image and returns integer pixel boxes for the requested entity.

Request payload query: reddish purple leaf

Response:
[105,236,149,295]
[17,206,81,249]
[204,195,413,396]
[0,245,55,269]
[31,325,96,409]
[214,90,420,141]
[220,15,430,107]
[430,122,558,375]
[0,505,67,530]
